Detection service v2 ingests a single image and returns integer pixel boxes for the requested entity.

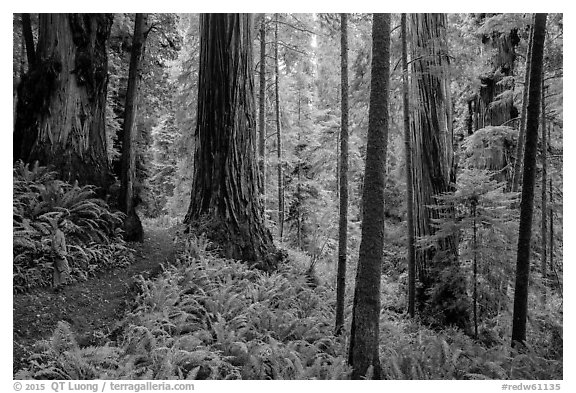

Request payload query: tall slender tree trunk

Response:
[540,78,547,304]
[472,202,479,338]
[512,13,547,347]
[409,13,468,328]
[21,13,36,67]
[348,13,390,380]
[296,91,303,250]
[274,13,284,241]
[549,165,553,283]
[336,125,340,199]
[466,100,474,135]
[119,13,147,242]
[259,14,267,197]
[513,17,534,193]
[184,14,279,271]
[335,13,349,336]
[401,13,416,318]
[14,14,113,192]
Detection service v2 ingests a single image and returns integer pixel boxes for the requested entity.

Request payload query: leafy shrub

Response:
[13,161,134,292]
[17,232,561,380]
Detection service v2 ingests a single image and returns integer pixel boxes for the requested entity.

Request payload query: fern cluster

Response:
[13,161,134,292]
[17,232,561,380]
[379,321,562,379]
[18,234,350,379]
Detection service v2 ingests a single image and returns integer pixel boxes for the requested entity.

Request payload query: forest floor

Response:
[13,225,177,374]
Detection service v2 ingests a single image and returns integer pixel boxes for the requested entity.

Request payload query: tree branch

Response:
[393,55,425,72]
[275,18,317,36]
[144,22,160,39]
[289,14,329,37]
[544,73,563,82]
[276,40,308,56]
[500,116,520,127]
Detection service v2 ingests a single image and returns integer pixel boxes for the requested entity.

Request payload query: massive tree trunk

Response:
[512,13,547,347]
[409,13,469,329]
[471,19,519,130]
[512,19,534,192]
[14,13,113,191]
[401,13,416,318]
[184,14,279,271]
[467,14,520,187]
[348,13,390,380]
[119,13,147,242]
[335,12,349,336]
[274,13,285,241]
[258,14,267,198]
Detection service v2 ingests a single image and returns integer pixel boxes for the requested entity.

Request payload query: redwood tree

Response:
[184,14,279,271]
[348,13,390,380]
[512,13,547,347]
[513,18,534,192]
[409,13,469,328]
[470,14,520,131]
[119,13,147,242]
[467,14,520,186]
[335,12,349,336]
[540,77,548,304]
[258,14,267,197]
[14,14,113,191]
[401,13,416,318]
[274,13,285,241]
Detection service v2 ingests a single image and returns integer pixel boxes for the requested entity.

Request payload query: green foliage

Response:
[461,126,517,176]
[18,232,561,380]
[418,168,519,325]
[13,161,134,292]
[475,14,529,37]
[145,14,197,218]
[18,234,350,380]
[145,114,180,217]
[379,322,561,380]
[15,321,123,380]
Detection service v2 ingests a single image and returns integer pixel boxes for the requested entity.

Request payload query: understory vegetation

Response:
[13,161,134,293]
[16,233,562,380]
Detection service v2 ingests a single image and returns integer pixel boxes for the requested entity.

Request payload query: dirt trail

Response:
[13,226,177,373]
